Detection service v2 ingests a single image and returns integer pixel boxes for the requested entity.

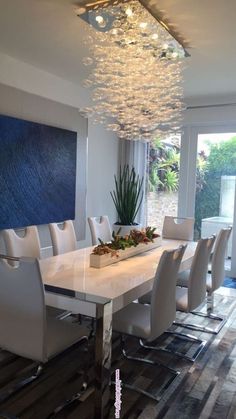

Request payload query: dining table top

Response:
[40,239,196,313]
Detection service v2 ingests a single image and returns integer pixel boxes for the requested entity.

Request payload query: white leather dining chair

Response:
[174,235,216,333]
[3,226,41,265]
[2,225,68,319]
[178,227,232,334]
[49,220,77,255]
[112,245,187,401]
[162,216,195,241]
[88,215,112,245]
[0,254,89,409]
[207,227,232,298]
[204,226,232,333]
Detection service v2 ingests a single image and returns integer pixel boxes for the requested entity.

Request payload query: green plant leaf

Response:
[110,165,144,224]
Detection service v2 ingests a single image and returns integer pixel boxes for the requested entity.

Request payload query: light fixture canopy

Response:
[76,0,189,141]
[76,0,189,56]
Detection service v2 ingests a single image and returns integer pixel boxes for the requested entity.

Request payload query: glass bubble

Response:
[82,57,94,66]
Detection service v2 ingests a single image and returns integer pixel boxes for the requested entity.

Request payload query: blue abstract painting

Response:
[0,114,77,229]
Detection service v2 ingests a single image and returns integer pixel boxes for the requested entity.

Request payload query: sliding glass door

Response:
[178,125,236,278]
[194,133,236,274]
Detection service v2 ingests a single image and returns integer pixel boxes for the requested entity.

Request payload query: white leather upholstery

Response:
[177,228,232,296]
[0,257,88,363]
[88,215,112,245]
[49,220,77,255]
[112,303,151,340]
[176,236,215,312]
[208,227,232,294]
[175,287,188,312]
[175,269,190,288]
[3,226,41,265]
[113,245,186,343]
[162,216,194,241]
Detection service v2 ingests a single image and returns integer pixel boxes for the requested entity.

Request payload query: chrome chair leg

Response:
[56,310,72,320]
[0,364,43,404]
[114,335,180,402]
[46,383,88,419]
[0,336,89,407]
[110,379,163,402]
[174,294,227,335]
[186,314,227,334]
[139,329,207,362]
[46,335,90,418]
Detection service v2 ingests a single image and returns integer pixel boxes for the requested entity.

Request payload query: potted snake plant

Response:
[110,165,144,236]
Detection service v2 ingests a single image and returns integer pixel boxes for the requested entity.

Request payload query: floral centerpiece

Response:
[90,227,161,268]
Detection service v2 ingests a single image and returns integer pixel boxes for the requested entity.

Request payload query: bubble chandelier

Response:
[76,0,189,141]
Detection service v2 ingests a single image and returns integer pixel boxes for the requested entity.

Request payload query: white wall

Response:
[79,120,119,249]
[0,52,119,251]
[184,94,236,127]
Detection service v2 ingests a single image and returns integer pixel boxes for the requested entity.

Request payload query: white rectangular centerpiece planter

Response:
[90,237,162,268]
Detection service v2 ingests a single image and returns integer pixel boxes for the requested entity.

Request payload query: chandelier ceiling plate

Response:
[76,0,189,142]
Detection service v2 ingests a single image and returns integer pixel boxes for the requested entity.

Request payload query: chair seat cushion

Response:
[113,302,151,340]
[176,286,188,312]
[46,316,89,361]
[176,269,190,287]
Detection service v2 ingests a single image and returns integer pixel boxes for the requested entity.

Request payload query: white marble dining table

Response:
[40,239,196,419]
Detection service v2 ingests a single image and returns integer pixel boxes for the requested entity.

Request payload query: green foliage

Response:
[152,137,165,150]
[94,227,159,255]
[110,165,144,225]
[148,137,180,192]
[145,226,158,240]
[206,138,236,174]
[158,149,180,171]
[195,137,236,238]
[148,162,163,192]
[163,169,178,192]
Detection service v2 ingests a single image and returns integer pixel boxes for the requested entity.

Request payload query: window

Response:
[146,135,181,233]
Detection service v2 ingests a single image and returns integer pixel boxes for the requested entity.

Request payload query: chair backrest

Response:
[211,227,232,292]
[150,245,187,340]
[49,220,77,256]
[0,255,47,362]
[162,216,194,241]
[188,236,215,311]
[88,215,112,245]
[3,226,41,266]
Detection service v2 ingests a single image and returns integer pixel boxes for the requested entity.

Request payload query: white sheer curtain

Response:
[119,140,148,226]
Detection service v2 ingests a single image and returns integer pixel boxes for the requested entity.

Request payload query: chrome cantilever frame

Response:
[111,335,180,402]
[139,329,207,362]
[0,254,20,261]
[46,381,89,419]
[174,294,227,335]
[0,337,89,414]
[0,364,43,404]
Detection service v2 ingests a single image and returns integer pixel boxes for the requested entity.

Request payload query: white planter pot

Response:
[90,237,161,268]
[112,223,141,237]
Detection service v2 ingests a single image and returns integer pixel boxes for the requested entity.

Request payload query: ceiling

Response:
[0,0,236,101]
